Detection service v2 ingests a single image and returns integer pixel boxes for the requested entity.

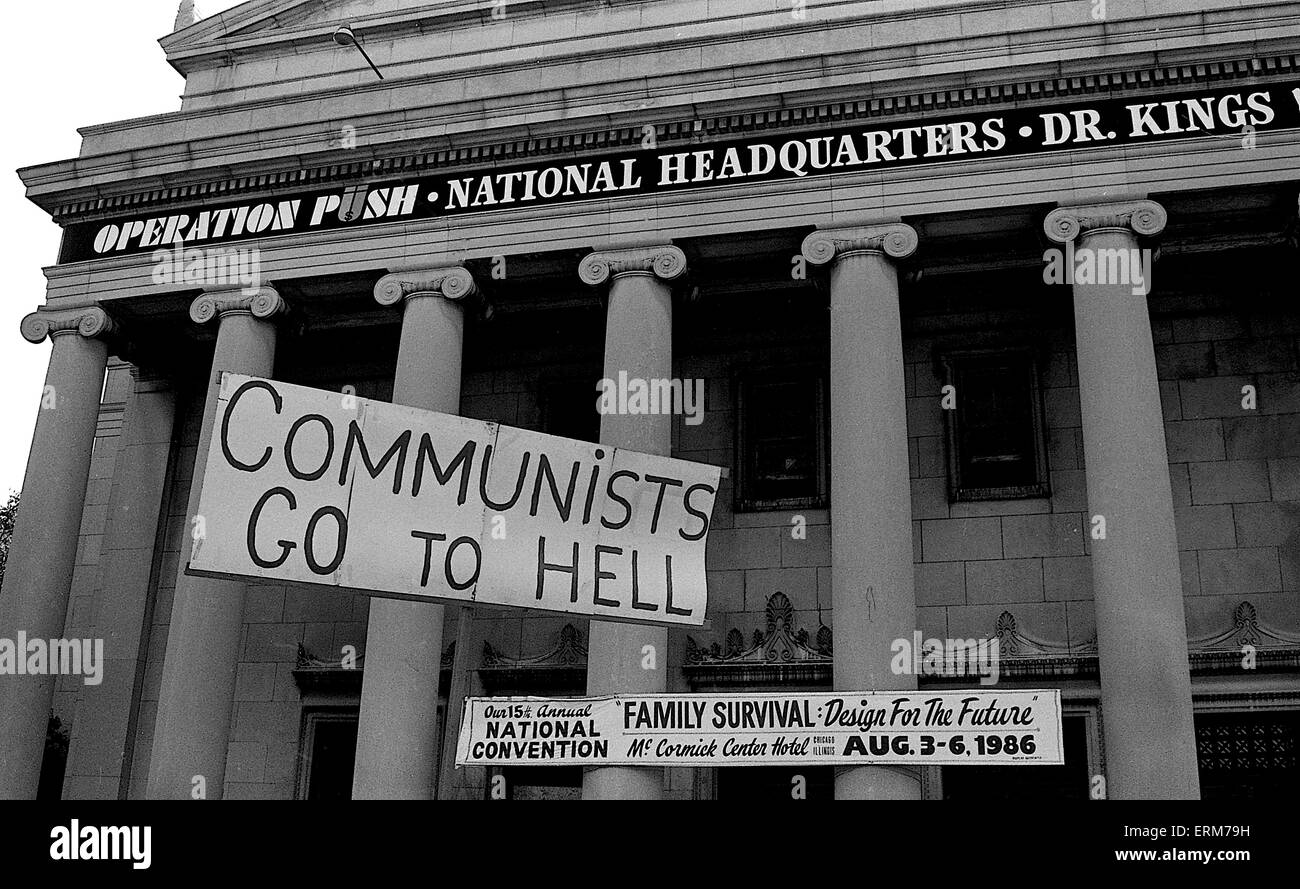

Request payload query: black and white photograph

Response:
[0,0,1293,871]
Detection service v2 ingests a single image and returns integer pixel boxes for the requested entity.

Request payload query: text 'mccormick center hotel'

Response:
[1,0,1298,801]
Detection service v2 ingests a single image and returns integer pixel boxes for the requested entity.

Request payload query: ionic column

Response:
[802,223,920,800]
[352,267,476,800]
[146,286,287,799]
[1044,200,1199,799]
[64,367,176,799]
[0,307,116,799]
[578,244,685,801]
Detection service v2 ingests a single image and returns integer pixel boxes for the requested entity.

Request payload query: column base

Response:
[582,765,665,800]
[835,764,922,800]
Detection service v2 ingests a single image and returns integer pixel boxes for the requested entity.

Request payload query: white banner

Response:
[186,374,720,626]
[456,690,1065,767]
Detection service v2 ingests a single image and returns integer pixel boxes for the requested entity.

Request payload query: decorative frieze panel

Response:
[684,593,832,688]
[51,55,1300,224]
[1188,601,1300,674]
[291,599,1298,695]
[482,623,587,669]
[986,600,1300,680]
[990,610,1099,680]
[479,623,588,693]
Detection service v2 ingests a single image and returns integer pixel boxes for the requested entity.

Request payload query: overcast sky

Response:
[0,0,247,495]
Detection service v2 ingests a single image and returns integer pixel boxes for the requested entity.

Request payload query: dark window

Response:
[717,766,834,800]
[1196,710,1300,800]
[490,766,584,800]
[297,711,358,800]
[735,370,827,511]
[541,377,601,444]
[942,714,1090,799]
[941,351,1049,501]
[37,716,69,801]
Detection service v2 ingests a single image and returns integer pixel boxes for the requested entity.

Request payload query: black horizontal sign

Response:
[59,81,1300,264]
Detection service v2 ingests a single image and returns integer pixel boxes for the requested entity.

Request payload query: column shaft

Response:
[1065,219,1199,799]
[0,313,112,799]
[353,273,467,799]
[147,294,282,799]
[829,253,917,687]
[820,235,920,800]
[63,370,176,799]
[580,249,680,801]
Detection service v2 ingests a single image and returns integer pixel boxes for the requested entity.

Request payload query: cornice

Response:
[159,0,1298,74]
[32,52,1300,225]
[163,0,633,62]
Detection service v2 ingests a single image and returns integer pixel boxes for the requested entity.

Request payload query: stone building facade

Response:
[0,0,1297,800]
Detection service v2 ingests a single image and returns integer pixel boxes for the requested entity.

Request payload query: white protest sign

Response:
[456,690,1065,767]
[186,374,721,626]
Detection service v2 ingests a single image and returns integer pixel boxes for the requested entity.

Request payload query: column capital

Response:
[1043,200,1167,243]
[20,306,117,344]
[374,266,479,306]
[189,285,287,325]
[801,222,918,265]
[578,245,687,285]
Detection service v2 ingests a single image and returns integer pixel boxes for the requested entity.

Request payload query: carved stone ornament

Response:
[994,610,1096,659]
[685,593,831,666]
[1189,600,1300,653]
[801,222,918,265]
[578,245,687,285]
[989,599,1300,679]
[374,266,479,306]
[20,306,117,344]
[189,285,288,324]
[1043,199,1167,244]
[477,624,589,693]
[481,623,587,669]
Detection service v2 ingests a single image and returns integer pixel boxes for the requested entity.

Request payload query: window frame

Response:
[927,699,1103,800]
[1192,691,1300,800]
[294,706,359,801]
[938,347,1051,503]
[733,364,829,513]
